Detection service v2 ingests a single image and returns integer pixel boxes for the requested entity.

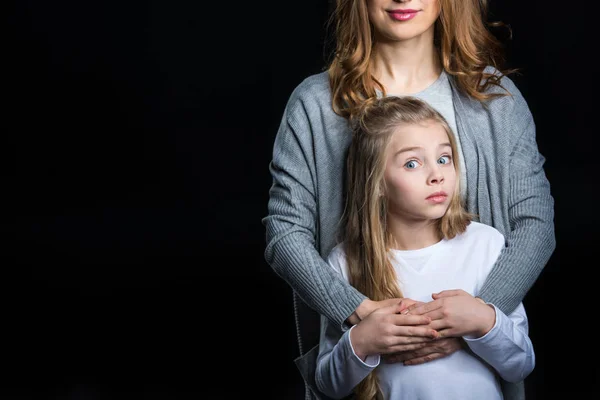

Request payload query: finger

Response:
[402,300,442,316]
[432,289,464,299]
[397,298,422,313]
[404,352,445,366]
[397,338,458,360]
[391,352,416,363]
[434,328,457,339]
[428,319,451,332]
[425,317,452,332]
[378,301,406,315]
[427,337,464,354]
[391,314,432,326]
[397,300,414,313]
[382,341,431,356]
[442,337,464,352]
[391,325,439,340]
[389,339,462,363]
[389,346,432,362]
[418,309,446,321]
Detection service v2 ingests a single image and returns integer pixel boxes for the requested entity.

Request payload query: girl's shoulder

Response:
[456,221,506,249]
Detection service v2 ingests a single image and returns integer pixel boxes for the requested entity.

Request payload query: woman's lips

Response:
[387,10,419,21]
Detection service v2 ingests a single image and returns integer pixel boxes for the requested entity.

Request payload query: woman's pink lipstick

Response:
[388,9,419,21]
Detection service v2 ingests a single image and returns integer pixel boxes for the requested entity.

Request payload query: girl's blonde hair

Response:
[341,96,473,400]
[326,0,516,118]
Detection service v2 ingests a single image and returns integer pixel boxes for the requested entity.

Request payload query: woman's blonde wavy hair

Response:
[326,0,517,118]
[341,95,473,400]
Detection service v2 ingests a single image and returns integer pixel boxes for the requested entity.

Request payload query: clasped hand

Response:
[350,298,438,361]
[352,290,495,364]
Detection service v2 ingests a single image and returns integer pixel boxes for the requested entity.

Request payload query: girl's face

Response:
[383,120,456,224]
[366,0,441,43]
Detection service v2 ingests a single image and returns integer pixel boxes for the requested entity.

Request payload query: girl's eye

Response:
[437,155,451,165]
[404,160,419,169]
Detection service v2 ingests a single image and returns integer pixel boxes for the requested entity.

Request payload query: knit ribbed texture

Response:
[263,82,366,329]
[450,72,556,315]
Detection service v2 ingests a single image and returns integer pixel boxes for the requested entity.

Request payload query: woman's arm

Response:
[263,101,365,329]
[477,84,556,315]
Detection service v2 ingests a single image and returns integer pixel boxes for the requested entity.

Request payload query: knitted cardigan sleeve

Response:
[477,78,556,314]
[263,90,365,330]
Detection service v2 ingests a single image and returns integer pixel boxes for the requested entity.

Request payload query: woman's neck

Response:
[371,35,441,96]
[388,219,442,251]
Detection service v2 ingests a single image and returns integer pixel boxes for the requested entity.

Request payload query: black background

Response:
[6,1,598,399]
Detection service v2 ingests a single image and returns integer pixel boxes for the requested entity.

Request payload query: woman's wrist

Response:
[347,299,374,325]
[355,299,375,321]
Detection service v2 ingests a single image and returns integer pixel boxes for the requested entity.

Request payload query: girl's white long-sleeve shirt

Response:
[316,222,535,400]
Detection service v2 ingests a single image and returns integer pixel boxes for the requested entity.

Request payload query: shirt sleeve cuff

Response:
[463,303,500,342]
[345,325,380,367]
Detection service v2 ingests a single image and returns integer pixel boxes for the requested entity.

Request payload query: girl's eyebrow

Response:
[394,142,451,157]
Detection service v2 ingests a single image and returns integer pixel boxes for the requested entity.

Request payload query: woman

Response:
[263,1,555,398]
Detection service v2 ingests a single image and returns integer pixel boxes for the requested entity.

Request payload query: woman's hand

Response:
[402,289,496,338]
[349,301,439,360]
[383,337,464,365]
[349,297,423,325]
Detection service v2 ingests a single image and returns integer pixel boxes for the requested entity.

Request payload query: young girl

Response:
[315,96,534,400]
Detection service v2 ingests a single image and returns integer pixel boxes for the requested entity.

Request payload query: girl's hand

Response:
[402,289,496,339]
[350,301,439,360]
